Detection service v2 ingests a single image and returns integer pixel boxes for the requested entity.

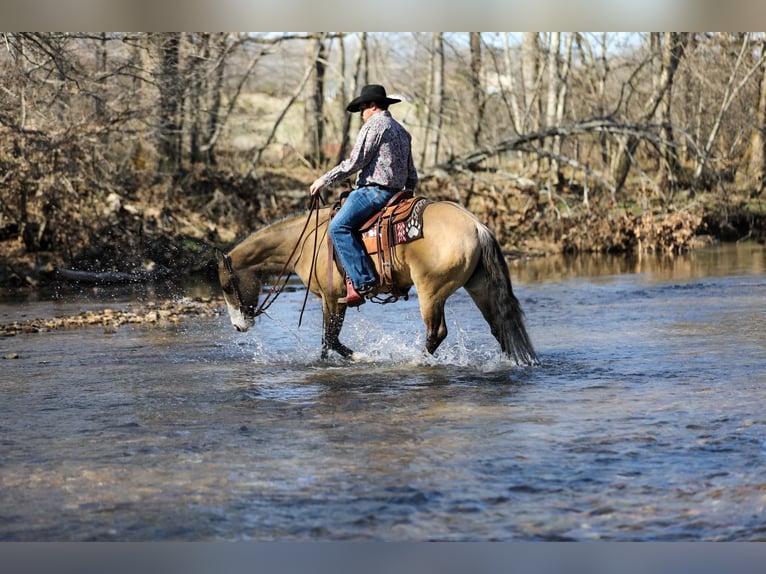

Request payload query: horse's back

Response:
[397,200,484,283]
[422,200,484,250]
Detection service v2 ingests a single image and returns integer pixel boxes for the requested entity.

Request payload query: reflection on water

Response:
[0,243,765,541]
[510,240,766,284]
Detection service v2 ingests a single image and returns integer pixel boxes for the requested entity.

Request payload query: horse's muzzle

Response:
[231,317,253,332]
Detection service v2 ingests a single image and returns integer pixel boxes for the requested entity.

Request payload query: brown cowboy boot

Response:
[338,276,365,307]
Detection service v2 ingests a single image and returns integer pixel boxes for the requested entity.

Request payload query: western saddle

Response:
[330,190,430,303]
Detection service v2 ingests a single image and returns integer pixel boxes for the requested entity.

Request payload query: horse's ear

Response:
[214,247,225,266]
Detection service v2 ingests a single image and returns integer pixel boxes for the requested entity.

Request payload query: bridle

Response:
[221,252,257,319]
[220,193,325,324]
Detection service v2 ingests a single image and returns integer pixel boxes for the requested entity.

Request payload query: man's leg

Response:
[329,186,393,291]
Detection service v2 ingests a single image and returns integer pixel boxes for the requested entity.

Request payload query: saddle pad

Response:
[361,197,430,255]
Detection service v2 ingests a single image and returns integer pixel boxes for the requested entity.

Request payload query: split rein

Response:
[221,193,325,327]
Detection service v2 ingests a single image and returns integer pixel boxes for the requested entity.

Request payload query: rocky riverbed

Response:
[1,296,222,338]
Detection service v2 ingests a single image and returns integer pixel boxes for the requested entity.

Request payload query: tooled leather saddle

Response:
[330,190,431,302]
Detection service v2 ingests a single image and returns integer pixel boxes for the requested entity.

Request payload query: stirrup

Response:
[358,284,378,299]
[338,277,366,307]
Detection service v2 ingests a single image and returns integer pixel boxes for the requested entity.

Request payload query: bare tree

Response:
[248,36,325,176]
[94,32,108,123]
[542,32,573,192]
[693,33,766,186]
[338,32,367,164]
[4,30,766,271]
[201,33,230,165]
[422,32,445,166]
[304,32,328,169]
[521,32,541,135]
[154,32,183,175]
[747,34,766,196]
[657,35,682,194]
[469,32,485,147]
[520,32,542,173]
[544,33,560,135]
[501,32,522,134]
[612,32,687,194]
[186,33,208,164]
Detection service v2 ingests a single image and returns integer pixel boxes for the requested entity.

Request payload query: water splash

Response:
[224,307,526,374]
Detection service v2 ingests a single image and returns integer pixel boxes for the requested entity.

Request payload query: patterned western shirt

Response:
[320,110,418,191]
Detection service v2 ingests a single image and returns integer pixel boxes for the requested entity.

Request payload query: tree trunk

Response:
[544,32,560,192]
[659,33,682,197]
[554,33,574,186]
[521,32,540,134]
[748,36,766,196]
[155,32,183,175]
[94,32,108,123]
[202,33,243,166]
[187,33,209,165]
[612,32,687,193]
[12,35,28,238]
[131,33,151,104]
[338,32,366,164]
[544,32,559,131]
[423,33,444,166]
[304,33,327,169]
[204,34,228,165]
[521,32,541,173]
[469,32,484,147]
[677,33,698,165]
[693,34,766,186]
[420,35,436,167]
[502,32,522,134]
[249,39,325,176]
[589,32,611,169]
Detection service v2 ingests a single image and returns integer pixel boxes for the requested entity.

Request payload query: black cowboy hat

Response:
[346,84,401,113]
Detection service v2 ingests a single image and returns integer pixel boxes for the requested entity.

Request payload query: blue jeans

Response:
[329,185,395,290]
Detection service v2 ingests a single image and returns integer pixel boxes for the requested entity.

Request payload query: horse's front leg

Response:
[322,309,353,359]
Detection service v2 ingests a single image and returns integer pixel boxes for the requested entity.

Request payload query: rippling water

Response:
[1,243,764,540]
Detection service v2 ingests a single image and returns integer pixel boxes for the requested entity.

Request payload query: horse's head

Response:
[216,250,261,332]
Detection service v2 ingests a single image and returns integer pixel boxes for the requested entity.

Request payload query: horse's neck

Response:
[232,210,328,271]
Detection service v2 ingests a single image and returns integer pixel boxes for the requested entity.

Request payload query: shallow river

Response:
[1,243,764,541]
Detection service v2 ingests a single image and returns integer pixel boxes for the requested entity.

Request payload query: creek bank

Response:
[1,169,764,291]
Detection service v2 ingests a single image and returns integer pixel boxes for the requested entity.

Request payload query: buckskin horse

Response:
[217,198,538,366]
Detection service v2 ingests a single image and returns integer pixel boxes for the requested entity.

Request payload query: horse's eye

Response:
[222,282,234,295]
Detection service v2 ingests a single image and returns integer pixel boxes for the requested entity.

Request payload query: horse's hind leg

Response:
[464,259,538,365]
[419,297,448,355]
[322,309,353,359]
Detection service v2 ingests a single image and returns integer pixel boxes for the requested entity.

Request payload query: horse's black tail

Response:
[465,225,539,366]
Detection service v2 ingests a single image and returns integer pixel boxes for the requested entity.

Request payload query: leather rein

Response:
[221,193,325,326]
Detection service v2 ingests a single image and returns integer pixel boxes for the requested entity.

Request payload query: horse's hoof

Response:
[335,345,354,358]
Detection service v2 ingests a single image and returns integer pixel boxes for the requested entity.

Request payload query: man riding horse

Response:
[219,85,537,364]
[309,84,418,307]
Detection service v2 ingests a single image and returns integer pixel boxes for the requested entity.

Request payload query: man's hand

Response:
[309,178,324,196]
